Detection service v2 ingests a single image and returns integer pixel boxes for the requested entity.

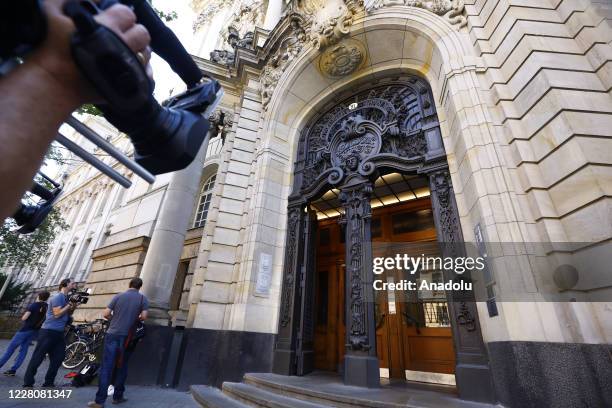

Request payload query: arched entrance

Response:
[273,76,494,400]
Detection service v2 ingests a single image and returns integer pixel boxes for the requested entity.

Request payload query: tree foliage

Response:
[154,8,178,22]
[0,274,31,311]
[0,209,69,281]
[76,104,103,117]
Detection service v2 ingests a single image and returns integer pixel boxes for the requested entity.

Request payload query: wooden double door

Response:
[313,198,456,380]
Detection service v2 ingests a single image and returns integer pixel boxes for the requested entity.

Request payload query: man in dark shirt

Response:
[23,278,79,387]
[88,277,148,407]
[0,291,50,376]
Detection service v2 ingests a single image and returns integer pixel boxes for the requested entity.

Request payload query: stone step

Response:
[243,374,384,408]
[222,382,333,408]
[243,373,499,408]
[190,385,249,408]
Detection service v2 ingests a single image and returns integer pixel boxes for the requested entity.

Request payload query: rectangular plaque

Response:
[255,253,272,296]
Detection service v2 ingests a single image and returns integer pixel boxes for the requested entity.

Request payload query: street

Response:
[0,339,199,407]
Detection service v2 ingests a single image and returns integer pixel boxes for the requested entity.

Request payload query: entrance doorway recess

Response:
[313,184,456,385]
[273,77,495,402]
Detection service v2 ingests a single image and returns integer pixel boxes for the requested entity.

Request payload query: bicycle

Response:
[62,319,109,369]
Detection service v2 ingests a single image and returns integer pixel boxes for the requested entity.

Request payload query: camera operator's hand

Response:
[30,0,153,106]
[0,0,152,221]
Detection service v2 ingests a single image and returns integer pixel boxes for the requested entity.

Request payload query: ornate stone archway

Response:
[272,78,495,401]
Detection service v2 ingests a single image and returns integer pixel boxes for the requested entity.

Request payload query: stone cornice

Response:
[197,1,468,110]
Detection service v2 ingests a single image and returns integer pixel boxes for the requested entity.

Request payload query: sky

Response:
[150,0,198,101]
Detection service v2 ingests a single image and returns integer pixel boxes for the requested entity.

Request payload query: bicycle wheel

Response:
[63,340,88,369]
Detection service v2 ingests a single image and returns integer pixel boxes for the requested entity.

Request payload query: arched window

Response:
[193,174,216,228]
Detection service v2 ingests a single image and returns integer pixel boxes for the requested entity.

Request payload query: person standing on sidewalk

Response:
[0,291,50,376]
[23,278,78,387]
[88,277,148,407]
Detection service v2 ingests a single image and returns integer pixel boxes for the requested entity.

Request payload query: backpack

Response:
[70,363,100,387]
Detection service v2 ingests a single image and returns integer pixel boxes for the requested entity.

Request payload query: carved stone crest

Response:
[319,39,366,78]
[330,115,381,174]
[261,1,364,109]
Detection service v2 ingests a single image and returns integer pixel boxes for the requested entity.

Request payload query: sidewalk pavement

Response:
[0,338,199,408]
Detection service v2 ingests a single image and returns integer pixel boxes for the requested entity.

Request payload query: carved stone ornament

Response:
[456,301,476,331]
[227,2,266,38]
[209,2,263,65]
[319,38,366,78]
[210,49,235,66]
[261,14,308,108]
[192,0,233,32]
[299,83,432,193]
[367,0,468,28]
[210,26,256,66]
[429,170,462,244]
[261,0,364,109]
[309,1,361,49]
[208,108,234,140]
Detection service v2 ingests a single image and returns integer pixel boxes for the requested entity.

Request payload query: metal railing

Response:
[205,136,223,159]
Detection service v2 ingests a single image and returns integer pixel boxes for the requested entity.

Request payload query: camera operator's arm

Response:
[0,0,152,221]
[52,300,73,318]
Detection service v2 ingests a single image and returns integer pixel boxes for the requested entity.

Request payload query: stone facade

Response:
[10,0,612,406]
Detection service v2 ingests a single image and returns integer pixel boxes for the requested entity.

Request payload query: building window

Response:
[79,194,97,225]
[113,184,128,209]
[193,174,216,228]
[71,238,92,281]
[53,242,77,285]
[95,188,112,218]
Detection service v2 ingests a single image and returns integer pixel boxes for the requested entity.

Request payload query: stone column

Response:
[139,135,210,325]
[339,181,380,388]
[263,0,283,30]
[428,169,496,403]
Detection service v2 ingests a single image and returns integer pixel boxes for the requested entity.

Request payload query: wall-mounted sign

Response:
[255,253,273,296]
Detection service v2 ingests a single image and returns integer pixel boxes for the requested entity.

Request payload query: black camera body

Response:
[0,1,47,60]
[1,0,223,176]
[68,288,90,305]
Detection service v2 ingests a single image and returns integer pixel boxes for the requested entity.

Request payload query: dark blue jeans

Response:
[0,330,38,371]
[23,329,65,386]
[96,333,131,404]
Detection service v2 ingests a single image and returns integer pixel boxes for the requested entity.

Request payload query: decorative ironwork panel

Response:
[339,183,374,351]
[298,82,436,194]
[279,206,302,328]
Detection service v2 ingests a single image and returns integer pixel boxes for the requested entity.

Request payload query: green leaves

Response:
[0,274,31,311]
[154,8,178,23]
[76,104,103,117]
[0,208,69,282]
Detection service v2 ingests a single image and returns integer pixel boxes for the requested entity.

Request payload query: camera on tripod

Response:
[68,288,92,305]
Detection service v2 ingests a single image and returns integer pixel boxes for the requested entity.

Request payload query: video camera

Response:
[68,287,92,305]
[1,0,223,233]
